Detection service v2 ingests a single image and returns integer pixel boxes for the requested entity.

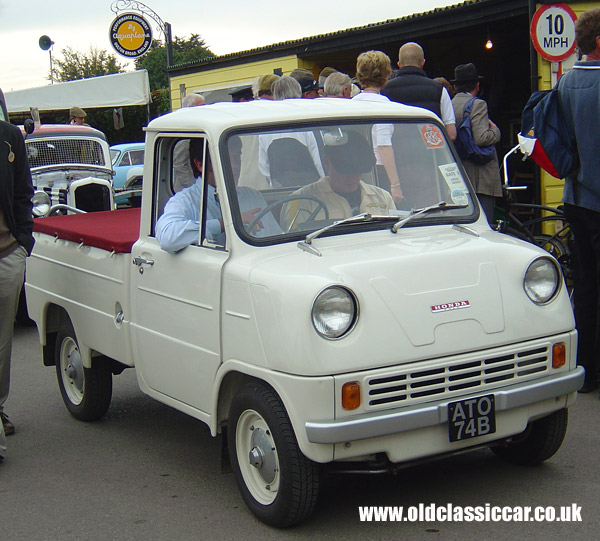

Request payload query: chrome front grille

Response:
[365,345,550,410]
[73,183,111,212]
[26,138,106,168]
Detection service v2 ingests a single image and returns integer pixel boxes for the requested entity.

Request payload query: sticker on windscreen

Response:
[420,124,445,149]
[439,163,469,205]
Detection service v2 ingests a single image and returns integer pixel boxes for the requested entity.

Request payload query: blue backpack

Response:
[521,86,578,179]
[454,97,496,165]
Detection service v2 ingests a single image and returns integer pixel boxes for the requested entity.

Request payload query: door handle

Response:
[133,256,154,274]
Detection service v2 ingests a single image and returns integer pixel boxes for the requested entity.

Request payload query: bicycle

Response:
[494,144,573,287]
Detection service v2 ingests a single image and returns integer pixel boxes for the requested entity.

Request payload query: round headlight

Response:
[523,257,560,304]
[31,190,51,217]
[311,286,358,339]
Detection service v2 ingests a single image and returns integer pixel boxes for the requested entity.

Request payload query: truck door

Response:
[130,135,226,416]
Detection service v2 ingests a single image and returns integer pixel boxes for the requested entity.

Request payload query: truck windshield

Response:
[223,120,477,243]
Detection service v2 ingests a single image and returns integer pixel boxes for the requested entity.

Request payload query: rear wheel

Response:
[492,409,568,465]
[228,382,320,527]
[55,319,112,421]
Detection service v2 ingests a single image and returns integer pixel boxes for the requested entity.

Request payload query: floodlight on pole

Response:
[39,35,55,84]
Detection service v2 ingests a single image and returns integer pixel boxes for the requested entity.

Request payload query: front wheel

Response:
[491,409,568,465]
[55,319,112,421]
[228,382,320,527]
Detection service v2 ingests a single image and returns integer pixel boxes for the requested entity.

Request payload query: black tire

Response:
[55,319,112,421]
[492,409,568,466]
[228,382,320,527]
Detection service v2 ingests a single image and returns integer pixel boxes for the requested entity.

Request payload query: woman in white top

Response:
[352,51,403,205]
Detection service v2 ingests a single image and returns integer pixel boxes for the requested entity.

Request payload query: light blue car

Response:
[110,142,145,205]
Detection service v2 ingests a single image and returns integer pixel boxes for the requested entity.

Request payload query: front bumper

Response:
[305,366,584,444]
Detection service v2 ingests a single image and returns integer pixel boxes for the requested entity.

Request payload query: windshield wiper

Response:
[297,213,395,256]
[391,201,468,233]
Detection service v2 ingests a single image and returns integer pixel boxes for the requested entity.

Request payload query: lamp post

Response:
[39,35,55,84]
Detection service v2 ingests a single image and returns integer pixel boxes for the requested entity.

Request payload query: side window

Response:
[120,152,132,166]
[152,135,225,252]
[130,150,144,165]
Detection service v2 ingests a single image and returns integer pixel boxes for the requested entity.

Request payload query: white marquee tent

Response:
[5,70,151,113]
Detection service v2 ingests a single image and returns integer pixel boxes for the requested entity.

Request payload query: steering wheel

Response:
[247,194,329,233]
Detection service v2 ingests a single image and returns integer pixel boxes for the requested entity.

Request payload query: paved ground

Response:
[3,323,599,540]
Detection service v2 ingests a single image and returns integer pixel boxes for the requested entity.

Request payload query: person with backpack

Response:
[451,63,501,223]
[557,8,600,394]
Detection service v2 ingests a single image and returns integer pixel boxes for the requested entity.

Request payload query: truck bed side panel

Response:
[26,232,134,367]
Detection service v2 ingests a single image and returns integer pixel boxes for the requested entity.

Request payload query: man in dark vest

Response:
[382,42,456,140]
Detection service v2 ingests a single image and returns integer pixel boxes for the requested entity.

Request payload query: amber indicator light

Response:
[552,342,566,368]
[342,382,361,410]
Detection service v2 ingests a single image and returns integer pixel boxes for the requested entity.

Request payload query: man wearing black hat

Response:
[290,69,320,99]
[451,62,501,223]
[229,85,254,102]
[279,130,395,230]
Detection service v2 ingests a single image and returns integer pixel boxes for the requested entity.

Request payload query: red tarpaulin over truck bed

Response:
[33,208,141,253]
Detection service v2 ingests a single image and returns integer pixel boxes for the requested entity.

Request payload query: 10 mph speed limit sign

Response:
[530,3,578,62]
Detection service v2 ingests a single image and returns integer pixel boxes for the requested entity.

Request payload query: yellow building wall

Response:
[169,55,320,109]
[536,2,596,210]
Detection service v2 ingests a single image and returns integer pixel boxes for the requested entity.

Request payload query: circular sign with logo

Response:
[109,12,152,58]
[420,124,445,149]
[530,4,578,62]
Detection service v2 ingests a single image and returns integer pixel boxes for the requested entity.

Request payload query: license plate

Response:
[448,394,496,442]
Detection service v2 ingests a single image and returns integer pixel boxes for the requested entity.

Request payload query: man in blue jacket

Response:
[0,119,34,449]
[558,7,600,394]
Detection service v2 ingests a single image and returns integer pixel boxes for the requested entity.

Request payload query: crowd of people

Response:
[213,42,500,221]
[167,41,501,238]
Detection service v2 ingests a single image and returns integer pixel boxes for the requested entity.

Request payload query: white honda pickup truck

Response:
[25,99,584,527]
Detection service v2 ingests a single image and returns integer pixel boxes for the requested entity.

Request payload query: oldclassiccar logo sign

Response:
[431,300,471,313]
[109,12,152,58]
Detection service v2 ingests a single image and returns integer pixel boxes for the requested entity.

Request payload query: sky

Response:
[0,0,459,92]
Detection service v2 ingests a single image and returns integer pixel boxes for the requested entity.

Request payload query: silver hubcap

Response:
[60,336,84,405]
[248,426,277,485]
[236,409,280,505]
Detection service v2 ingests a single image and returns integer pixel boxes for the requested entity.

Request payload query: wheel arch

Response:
[214,370,264,435]
[41,303,70,366]
[212,362,335,464]
[41,303,122,373]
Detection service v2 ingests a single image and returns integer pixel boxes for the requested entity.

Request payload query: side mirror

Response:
[23,118,35,137]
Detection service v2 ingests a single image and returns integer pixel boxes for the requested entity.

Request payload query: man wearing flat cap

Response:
[451,62,501,223]
[69,106,88,126]
[254,74,279,100]
[280,130,395,230]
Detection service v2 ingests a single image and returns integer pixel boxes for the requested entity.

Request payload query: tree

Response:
[135,34,214,92]
[51,46,124,82]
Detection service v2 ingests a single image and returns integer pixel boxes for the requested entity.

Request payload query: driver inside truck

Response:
[156,137,281,252]
[279,129,396,231]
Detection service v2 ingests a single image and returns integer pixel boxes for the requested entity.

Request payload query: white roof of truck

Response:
[146,98,439,134]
